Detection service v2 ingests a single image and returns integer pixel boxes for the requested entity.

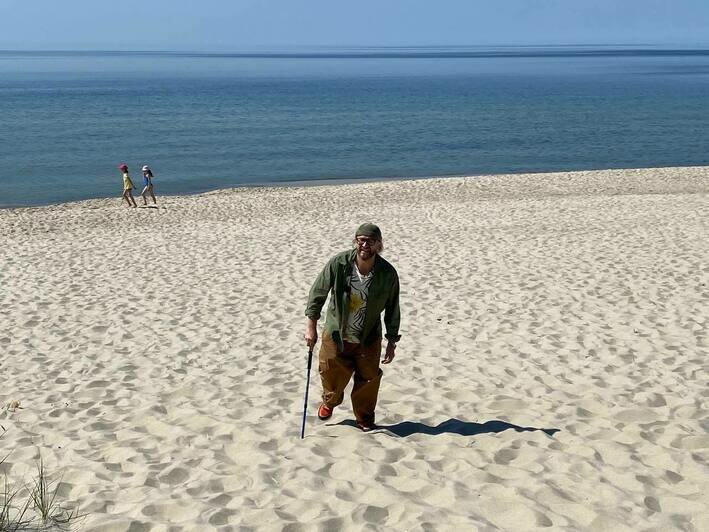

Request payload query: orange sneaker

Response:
[317,404,333,420]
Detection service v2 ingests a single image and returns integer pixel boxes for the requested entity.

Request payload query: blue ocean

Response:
[1,47,709,207]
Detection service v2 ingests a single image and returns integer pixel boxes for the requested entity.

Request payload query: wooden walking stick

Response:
[300,348,314,439]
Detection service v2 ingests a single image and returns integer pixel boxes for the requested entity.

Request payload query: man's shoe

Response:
[318,404,333,420]
[357,422,375,432]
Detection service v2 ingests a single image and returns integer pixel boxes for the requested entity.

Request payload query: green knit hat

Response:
[355,223,382,240]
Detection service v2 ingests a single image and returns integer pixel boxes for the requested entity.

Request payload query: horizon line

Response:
[2,45,709,60]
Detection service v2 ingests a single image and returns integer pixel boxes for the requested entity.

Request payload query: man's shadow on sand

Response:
[332,418,560,438]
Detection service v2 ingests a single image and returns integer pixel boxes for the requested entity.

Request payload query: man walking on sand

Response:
[304,223,401,432]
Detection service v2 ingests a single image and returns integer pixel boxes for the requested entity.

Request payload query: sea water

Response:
[1,47,708,207]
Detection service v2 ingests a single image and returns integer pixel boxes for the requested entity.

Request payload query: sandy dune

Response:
[1,166,708,531]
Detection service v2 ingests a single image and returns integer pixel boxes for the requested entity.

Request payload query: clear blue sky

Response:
[1,0,707,50]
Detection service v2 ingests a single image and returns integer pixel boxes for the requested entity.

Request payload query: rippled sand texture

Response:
[1,166,708,531]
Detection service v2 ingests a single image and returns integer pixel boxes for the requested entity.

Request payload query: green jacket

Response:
[306,249,401,351]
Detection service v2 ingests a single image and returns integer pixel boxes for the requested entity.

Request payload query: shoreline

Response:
[2,164,708,211]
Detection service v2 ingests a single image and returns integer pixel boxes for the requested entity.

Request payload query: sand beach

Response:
[1,166,708,530]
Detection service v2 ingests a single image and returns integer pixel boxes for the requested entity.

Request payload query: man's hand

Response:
[304,319,318,349]
[382,341,396,364]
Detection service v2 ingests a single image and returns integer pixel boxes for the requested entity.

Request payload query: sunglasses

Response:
[355,237,377,246]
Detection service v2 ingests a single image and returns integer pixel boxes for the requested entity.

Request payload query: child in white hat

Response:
[141,165,157,206]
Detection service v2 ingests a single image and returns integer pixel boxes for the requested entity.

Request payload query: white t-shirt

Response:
[343,261,373,343]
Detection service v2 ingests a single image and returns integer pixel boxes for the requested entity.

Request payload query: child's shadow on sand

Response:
[333,418,560,437]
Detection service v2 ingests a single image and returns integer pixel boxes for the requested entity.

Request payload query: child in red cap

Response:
[118,163,137,207]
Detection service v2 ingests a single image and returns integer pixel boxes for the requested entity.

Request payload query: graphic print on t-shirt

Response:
[343,263,373,342]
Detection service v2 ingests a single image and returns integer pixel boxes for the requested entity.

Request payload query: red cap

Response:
[118,163,128,171]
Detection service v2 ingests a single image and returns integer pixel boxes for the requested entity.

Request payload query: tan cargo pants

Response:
[319,331,383,425]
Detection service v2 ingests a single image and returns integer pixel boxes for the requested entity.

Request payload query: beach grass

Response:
[0,430,85,531]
